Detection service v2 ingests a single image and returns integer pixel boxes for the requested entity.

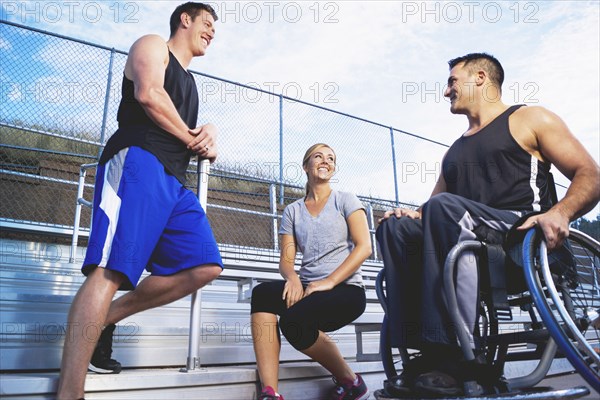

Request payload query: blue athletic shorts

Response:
[82,146,223,289]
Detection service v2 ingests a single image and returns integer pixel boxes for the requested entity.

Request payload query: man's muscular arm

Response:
[514,106,600,249]
[125,35,215,160]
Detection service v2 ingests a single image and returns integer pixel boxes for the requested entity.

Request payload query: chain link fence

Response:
[0,21,449,257]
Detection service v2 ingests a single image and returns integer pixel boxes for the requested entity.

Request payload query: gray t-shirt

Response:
[279,190,365,287]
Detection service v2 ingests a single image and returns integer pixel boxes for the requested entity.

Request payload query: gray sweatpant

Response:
[376,192,522,349]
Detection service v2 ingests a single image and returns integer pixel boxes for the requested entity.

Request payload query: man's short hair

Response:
[448,53,505,89]
[170,2,218,37]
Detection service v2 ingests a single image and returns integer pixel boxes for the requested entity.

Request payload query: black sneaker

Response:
[414,371,462,397]
[88,324,122,374]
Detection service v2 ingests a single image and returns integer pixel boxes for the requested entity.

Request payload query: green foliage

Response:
[571,214,600,241]
[0,125,99,169]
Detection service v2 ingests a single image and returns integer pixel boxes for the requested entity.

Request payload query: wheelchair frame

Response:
[376,228,599,397]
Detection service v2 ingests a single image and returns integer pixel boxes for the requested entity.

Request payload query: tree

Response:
[571,214,600,241]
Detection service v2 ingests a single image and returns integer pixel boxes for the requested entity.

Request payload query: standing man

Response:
[57,3,223,398]
[377,53,600,397]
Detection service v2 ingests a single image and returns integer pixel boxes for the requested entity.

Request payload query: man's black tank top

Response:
[442,105,553,212]
[99,51,199,184]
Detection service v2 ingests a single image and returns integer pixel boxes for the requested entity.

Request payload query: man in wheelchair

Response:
[376,53,600,398]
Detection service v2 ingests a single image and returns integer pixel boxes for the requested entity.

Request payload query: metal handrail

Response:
[67,161,394,262]
[184,159,211,371]
[69,163,97,263]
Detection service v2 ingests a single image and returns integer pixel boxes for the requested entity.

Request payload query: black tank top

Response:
[99,51,199,184]
[442,105,553,212]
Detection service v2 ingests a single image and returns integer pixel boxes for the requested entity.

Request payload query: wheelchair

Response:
[375,226,599,399]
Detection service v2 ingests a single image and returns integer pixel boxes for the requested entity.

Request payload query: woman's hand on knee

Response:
[303,278,334,298]
[283,276,304,308]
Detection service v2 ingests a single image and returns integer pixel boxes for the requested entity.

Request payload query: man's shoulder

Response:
[126,35,170,77]
[510,104,560,130]
[128,35,169,58]
[133,34,167,46]
[511,104,554,121]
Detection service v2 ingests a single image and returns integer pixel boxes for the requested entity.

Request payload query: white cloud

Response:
[0,36,11,50]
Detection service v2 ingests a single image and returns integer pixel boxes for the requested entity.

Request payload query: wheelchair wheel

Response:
[522,228,600,393]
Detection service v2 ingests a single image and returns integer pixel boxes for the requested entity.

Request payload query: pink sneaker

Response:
[258,386,285,400]
[330,373,369,399]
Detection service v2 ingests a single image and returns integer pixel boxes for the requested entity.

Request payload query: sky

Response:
[1,0,599,217]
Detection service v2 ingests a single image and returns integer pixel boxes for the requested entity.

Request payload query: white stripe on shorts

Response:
[97,149,127,267]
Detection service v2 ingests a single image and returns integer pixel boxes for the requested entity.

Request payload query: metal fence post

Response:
[390,127,400,206]
[184,159,210,372]
[270,183,278,251]
[366,202,377,260]
[278,94,284,205]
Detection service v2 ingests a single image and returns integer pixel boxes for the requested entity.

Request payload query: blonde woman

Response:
[251,144,372,400]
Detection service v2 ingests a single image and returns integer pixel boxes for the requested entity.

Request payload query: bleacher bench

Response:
[218,244,384,362]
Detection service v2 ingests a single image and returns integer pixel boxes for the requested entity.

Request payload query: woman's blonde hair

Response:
[302,143,335,195]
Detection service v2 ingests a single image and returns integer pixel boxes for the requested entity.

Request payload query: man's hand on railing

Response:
[187,123,218,163]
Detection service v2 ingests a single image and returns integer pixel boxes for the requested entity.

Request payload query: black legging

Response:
[250,281,366,351]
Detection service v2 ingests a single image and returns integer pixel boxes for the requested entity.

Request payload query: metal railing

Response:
[186,159,211,371]
[69,162,96,263]
[67,160,400,265]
